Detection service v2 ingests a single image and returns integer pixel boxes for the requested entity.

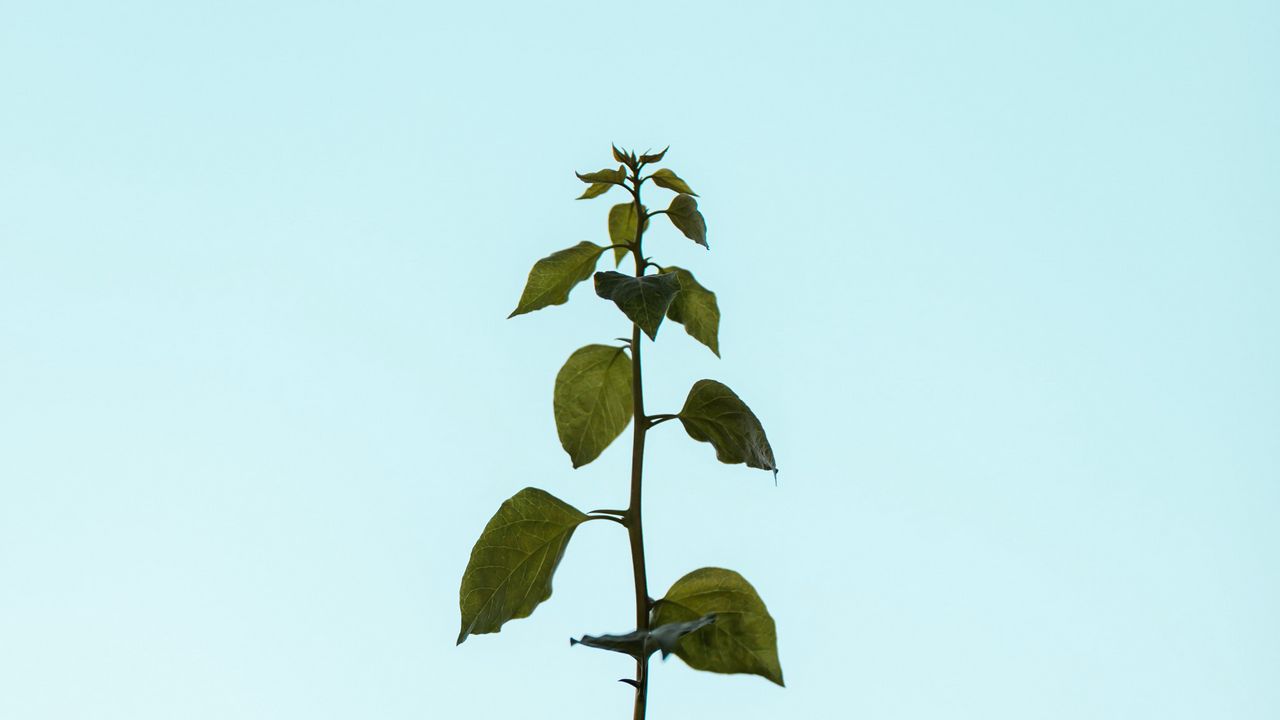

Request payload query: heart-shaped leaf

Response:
[457,488,588,644]
[662,266,720,356]
[666,194,707,248]
[576,166,627,184]
[651,568,784,686]
[509,242,605,318]
[678,379,777,473]
[570,615,717,659]
[608,203,639,267]
[650,168,697,196]
[554,344,633,468]
[594,271,681,340]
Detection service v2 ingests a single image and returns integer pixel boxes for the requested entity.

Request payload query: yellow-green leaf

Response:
[576,166,626,184]
[608,203,639,267]
[651,567,784,686]
[509,242,605,318]
[650,168,697,196]
[639,147,669,164]
[554,344,633,468]
[577,182,613,200]
[457,488,588,644]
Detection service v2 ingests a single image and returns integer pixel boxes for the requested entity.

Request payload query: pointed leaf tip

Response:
[678,380,776,472]
[570,615,718,660]
[577,182,613,200]
[509,242,605,317]
[594,271,681,340]
[457,488,588,644]
[639,146,669,164]
[576,166,626,184]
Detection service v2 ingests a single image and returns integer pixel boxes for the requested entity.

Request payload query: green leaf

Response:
[457,488,588,644]
[666,194,708,248]
[651,568,784,686]
[607,203,639,267]
[576,166,627,184]
[678,379,777,473]
[593,271,681,341]
[554,344,633,468]
[611,144,637,169]
[577,182,613,200]
[570,615,717,659]
[662,266,720,356]
[509,242,605,318]
[650,168,697,196]
[639,146,668,164]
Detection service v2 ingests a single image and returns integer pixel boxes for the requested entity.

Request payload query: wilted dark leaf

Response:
[594,271,681,340]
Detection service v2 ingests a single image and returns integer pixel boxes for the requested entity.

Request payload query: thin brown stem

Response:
[627,174,651,720]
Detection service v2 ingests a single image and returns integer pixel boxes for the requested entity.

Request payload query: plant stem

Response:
[627,174,651,720]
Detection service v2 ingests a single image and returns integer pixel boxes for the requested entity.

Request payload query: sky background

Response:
[2,1,1278,718]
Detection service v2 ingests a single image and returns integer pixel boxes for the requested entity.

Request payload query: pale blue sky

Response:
[2,1,1277,718]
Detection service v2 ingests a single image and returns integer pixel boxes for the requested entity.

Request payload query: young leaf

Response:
[608,203,639,267]
[576,166,627,184]
[666,194,708,248]
[570,615,717,659]
[678,379,777,472]
[662,266,720,356]
[577,182,613,200]
[457,488,588,644]
[651,568,784,686]
[594,271,681,340]
[650,168,697,196]
[509,242,605,318]
[554,344,633,468]
[639,146,668,164]
[612,144,637,170]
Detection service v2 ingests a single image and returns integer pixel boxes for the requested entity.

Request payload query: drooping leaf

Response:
[577,182,613,200]
[608,203,639,267]
[662,266,720,356]
[678,379,776,472]
[639,147,668,164]
[457,488,588,644]
[576,166,627,184]
[554,344,633,468]
[666,194,708,248]
[650,168,697,196]
[651,568,784,686]
[593,271,681,340]
[571,615,718,659]
[509,242,604,318]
